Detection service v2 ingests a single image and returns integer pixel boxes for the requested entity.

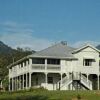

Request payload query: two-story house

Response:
[8,42,100,91]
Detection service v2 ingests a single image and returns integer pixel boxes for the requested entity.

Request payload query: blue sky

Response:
[0,0,100,50]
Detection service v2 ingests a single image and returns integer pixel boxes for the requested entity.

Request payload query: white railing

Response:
[32,64,45,70]
[31,64,61,71]
[47,65,61,71]
[81,75,92,90]
[56,74,92,90]
[57,75,72,90]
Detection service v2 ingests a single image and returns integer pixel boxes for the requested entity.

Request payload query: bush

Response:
[77,94,81,100]
[29,87,48,92]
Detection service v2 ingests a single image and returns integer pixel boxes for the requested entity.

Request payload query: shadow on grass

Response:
[15,95,49,100]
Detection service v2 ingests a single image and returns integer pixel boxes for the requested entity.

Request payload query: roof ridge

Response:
[35,42,66,54]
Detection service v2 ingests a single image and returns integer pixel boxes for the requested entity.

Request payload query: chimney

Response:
[61,41,67,45]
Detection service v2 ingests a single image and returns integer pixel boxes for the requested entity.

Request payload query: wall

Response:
[31,73,60,90]
[74,47,99,74]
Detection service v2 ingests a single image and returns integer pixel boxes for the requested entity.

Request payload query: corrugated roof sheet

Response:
[30,42,76,59]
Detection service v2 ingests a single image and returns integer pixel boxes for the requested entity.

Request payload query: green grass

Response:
[0,89,100,100]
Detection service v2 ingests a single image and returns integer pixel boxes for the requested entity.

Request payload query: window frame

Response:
[32,58,45,64]
[47,59,60,65]
[83,59,93,66]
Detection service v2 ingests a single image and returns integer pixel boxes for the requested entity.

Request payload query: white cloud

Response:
[0,21,53,51]
[0,32,53,51]
[0,21,99,51]
[72,40,100,48]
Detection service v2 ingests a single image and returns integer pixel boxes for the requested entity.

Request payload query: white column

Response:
[61,73,62,85]
[12,78,14,91]
[23,62,25,67]
[98,75,99,90]
[29,73,32,88]
[45,73,48,88]
[26,60,28,66]
[87,74,89,82]
[23,74,24,89]
[18,76,20,90]
[9,78,10,91]
[29,59,32,65]
[67,72,69,79]
[71,60,73,72]
[26,73,28,89]
[59,73,62,90]
[60,60,62,72]
[29,59,32,72]
[45,59,47,71]
[16,77,17,91]
[19,76,21,90]
[16,77,18,90]
[15,78,16,91]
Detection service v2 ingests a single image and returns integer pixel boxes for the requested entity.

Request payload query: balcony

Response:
[32,64,45,70]
[47,64,61,71]
[31,64,61,72]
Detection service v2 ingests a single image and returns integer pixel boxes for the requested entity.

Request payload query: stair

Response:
[72,72,92,90]
[80,75,92,90]
[56,73,92,90]
[72,81,81,90]
[57,75,72,90]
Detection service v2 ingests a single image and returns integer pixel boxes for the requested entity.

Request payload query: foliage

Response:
[96,45,100,50]
[2,76,9,91]
[0,90,100,100]
[77,94,81,100]
[0,41,35,89]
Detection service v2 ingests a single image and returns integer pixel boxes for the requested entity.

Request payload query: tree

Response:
[2,76,9,91]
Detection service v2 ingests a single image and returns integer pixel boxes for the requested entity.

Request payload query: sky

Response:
[0,0,100,50]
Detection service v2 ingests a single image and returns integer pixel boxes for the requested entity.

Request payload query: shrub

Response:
[77,94,81,100]
[29,87,48,92]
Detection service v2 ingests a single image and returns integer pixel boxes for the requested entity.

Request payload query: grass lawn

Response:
[0,89,100,100]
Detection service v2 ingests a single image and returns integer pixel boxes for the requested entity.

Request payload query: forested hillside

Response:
[96,45,100,50]
[0,41,35,81]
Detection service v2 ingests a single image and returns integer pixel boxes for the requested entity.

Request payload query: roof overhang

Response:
[72,44,100,54]
[83,56,95,59]
[7,55,77,69]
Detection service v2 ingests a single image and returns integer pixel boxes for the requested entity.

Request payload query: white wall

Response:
[31,73,60,90]
[61,59,77,73]
[74,47,99,74]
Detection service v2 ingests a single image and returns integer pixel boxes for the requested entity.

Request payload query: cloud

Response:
[0,21,33,28]
[0,21,53,51]
[72,40,100,48]
[0,21,34,33]
[0,21,99,51]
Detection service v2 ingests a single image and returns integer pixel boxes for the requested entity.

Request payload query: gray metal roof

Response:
[8,42,77,68]
[29,42,76,59]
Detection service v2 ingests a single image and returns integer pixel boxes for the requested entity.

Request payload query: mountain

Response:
[0,41,15,55]
[0,41,35,55]
[96,45,100,50]
[0,41,35,81]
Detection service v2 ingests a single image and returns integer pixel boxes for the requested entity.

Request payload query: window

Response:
[32,58,45,64]
[47,59,60,65]
[83,59,93,66]
[48,77,53,84]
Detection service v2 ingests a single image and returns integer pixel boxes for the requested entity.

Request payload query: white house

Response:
[8,41,100,91]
